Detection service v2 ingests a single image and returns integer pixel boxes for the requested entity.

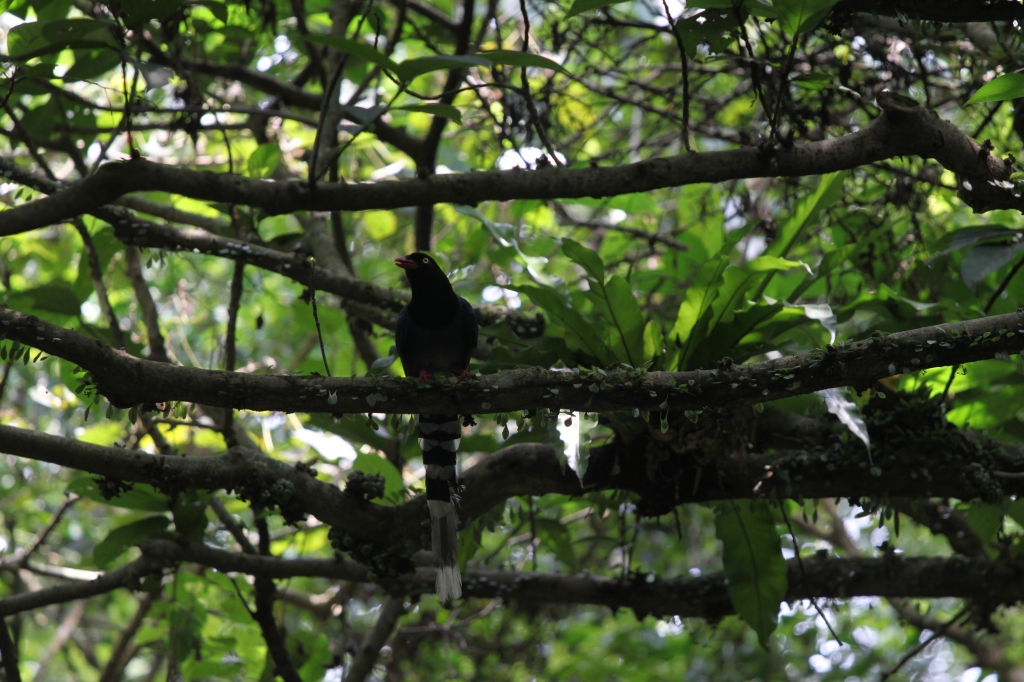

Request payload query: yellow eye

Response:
[422,257,429,263]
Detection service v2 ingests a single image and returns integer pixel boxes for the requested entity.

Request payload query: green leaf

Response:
[669,256,729,367]
[792,72,830,90]
[394,55,491,82]
[393,103,462,123]
[561,239,605,283]
[966,73,1024,104]
[10,282,82,316]
[930,225,1021,257]
[66,476,171,512]
[518,285,617,366]
[772,0,840,36]
[962,242,1024,291]
[352,453,404,504]
[7,18,108,60]
[713,499,787,649]
[197,0,228,23]
[172,491,209,542]
[247,143,281,179]
[307,413,391,452]
[119,0,185,26]
[603,275,646,367]
[535,518,575,570]
[966,503,1004,554]
[675,8,741,58]
[63,47,123,82]
[93,516,172,568]
[768,171,845,261]
[643,320,663,364]
[564,0,629,19]
[302,34,400,75]
[476,50,566,73]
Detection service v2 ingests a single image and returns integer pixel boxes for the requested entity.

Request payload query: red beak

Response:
[394,257,417,270]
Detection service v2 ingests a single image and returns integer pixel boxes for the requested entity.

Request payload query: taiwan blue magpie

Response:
[395,252,478,602]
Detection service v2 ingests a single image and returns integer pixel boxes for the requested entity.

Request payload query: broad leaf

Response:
[10,282,82,316]
[562,239,606,283]
[393,103,462,123]
[93,516,172,568]
[394,55,492,82]
[930,225,1022,257]
[247,143,281,179]
[302,34,400,75]
[962,242,1024,291]
[477,50,566,73]
[564,0,630,19]
[772,0,840,36]
[536,518,576,570]
[670,256,730,369]
[967,73,1024,104]
[714,499,787,649]
[603,275,646,367]
[518,285,617,365]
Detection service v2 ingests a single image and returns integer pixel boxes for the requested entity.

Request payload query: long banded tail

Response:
[419,413,462,602]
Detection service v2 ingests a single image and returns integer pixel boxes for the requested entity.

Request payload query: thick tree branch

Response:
[2,305,1022,415]
[3,420,1024,560]
[835,0,1024,22]
[1,101,1013,236]
[100,541,1024,622]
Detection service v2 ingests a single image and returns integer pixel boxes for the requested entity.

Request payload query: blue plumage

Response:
[394,252,478,602]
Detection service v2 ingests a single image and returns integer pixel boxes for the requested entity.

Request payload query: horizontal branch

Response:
[142,543,1024,618]
[1,100,1014,237]
[0,554,163,617]
[0,158,541,334]
[2,417,1022,563]
[835,0,1024,22]
[8,538,1024,622]
[3,306,1023,415]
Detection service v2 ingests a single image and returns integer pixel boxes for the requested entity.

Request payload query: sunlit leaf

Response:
[247,143,281,179]
[966,73,1024,104]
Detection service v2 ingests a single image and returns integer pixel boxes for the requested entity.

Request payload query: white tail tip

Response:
[436,564,463,603]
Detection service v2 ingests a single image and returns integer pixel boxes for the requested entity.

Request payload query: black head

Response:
[394,252,455,298]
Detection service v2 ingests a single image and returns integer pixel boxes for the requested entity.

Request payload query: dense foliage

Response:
[4,0,1024,679]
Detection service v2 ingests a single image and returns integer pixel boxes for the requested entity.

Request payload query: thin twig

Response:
[124,246,169,363]
[309,259,332,377]
[518,0,562,165]
[780,501,842,644]
[659,0,691,152]
[984,252,1024,313]
[74,220,126,349]
[97,592,157,682]
[222,262,245,443]
[880,605,970,681]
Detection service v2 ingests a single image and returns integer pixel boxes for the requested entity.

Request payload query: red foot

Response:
[418,370,432,380]
[456,369,471,377]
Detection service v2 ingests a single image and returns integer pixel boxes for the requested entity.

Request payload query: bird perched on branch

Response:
[394,252,478,602]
